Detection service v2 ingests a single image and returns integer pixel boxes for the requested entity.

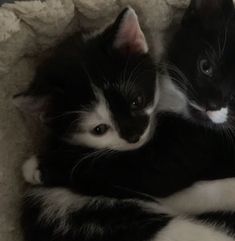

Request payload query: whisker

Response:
[221,26,228,57]
[164,63,201,104]
[70,148,117,181]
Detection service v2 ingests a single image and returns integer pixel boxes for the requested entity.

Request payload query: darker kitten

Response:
[164,0,235,127]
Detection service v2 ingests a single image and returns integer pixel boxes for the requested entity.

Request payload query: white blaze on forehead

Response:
[206,107,228,124]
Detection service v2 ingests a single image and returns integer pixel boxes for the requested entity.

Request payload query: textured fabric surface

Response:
[0,0,189,240]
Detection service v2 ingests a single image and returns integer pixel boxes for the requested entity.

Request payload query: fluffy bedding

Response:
[0,0,189,240]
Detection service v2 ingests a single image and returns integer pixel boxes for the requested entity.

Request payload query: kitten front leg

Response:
[22,155,42,185]
[159,178,235,214]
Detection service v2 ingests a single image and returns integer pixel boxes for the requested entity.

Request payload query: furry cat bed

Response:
[0,0,189,240]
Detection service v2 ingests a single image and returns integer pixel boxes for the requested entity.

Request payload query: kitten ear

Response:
[183,0,234,28]
[111,7,148,54]
[192,0,233,14]
[13,93,49,114]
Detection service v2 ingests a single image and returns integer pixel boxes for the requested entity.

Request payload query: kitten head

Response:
[167,0,235,126]
[14,8,159,151]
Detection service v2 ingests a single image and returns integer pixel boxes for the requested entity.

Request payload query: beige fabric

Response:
[0,0,189,240]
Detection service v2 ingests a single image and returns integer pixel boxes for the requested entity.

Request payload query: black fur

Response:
[167,0,235,126]
[197,211,235,234]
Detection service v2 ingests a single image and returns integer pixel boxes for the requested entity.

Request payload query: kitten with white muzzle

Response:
[161,0,235,127]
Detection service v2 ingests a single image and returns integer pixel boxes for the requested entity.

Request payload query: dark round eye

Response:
[131,96,144,110]
[91,124,109,136]
[199,59,213,77]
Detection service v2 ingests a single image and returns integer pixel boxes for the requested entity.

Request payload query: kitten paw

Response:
[22,155,42,185]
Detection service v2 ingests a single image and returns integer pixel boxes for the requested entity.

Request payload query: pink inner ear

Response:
[114,8,148,54]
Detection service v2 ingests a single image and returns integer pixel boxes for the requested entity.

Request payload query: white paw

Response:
[22,155,42,185]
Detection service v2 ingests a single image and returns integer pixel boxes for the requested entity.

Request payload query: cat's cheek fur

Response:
[157,74,188,116]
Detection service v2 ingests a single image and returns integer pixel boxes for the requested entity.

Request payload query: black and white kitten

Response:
[16,7,158,152]
[160,0,235,126]
[16,8,160,188]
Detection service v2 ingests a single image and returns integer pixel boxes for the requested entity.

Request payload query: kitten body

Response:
[22,186,235,241]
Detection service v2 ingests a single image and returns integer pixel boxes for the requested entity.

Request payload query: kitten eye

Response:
[131,96,144,110]
[199,59,213,77]
[91,124,109,136]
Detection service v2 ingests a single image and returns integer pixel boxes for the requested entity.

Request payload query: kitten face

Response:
[15,8,158,151]
[70,84,157,151]
[167,0,235,126]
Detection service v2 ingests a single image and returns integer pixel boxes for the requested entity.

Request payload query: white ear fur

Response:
[13,94,47,113]
[113,7,148,54]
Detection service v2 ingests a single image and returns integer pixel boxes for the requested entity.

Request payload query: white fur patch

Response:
[159,178,235,215]
[22,155,42,185]
[154,218,234,241]
[145,77,161,115]
[157,74,188,116]
[206,108,228,124]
